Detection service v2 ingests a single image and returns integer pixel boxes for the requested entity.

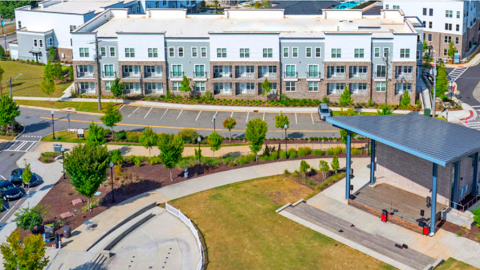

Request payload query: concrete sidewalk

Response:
[63,157,348,251]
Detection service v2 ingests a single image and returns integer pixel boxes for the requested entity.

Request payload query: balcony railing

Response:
[102,71,117,78]
[396,73,414,80]
[235,73,255,79]
[259,73,277,79]
[144,72,163,78]
[284,72,298,79]
[306,72,321,78]
[170,71,184,78]
[373,73,387,79]
[327,73,346,79]
[122,72,141,78]
[193,71,208,78]
[213,72,232,79]
[350,73,368,79]
[77,72,94,78]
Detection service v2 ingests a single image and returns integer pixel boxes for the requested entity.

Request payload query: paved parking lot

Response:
[118,105,338,138]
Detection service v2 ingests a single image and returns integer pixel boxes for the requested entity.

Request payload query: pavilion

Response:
[326,115,480,235]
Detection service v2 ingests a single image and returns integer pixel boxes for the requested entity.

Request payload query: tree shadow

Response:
[288,132,304,139]
[68,262,108,270]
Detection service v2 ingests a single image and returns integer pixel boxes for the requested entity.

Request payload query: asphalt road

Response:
[454,64,480,106]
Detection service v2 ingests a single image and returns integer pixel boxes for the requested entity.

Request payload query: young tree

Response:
[68,64,74,81]
[422,40,428,53]
[14,204,48,232]
[274,112,290,130]
[0,94,20,135]
[1,230,49,270]
[447,42,458,62]
[299,160,310,178]
[208,131,223,157]
[194,148,202,164]
[101,103,123,139]
[53,61,63,81]
[0,46,6,60]
[40,76,55,101]
[319,160,330,178]
[339,86,353,107]
[158,133,184,182]
[22,163,32,188]
[331,155,340,174]
[86,122,106,146]
[48,47,57,63]
[180,76,191,94]
[139,127,158,158]
[400,90,411,108]
[377,104,393,115]
[261,78,272,96]
[222,117,236,142]
[110,78,125,101]
[435,61,449,98]
[64,144,110,210]
[339,129,357,144]
[245,118,268,161]
[0,65,4,95]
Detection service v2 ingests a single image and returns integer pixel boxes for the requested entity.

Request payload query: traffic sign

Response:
[1,20,4,27]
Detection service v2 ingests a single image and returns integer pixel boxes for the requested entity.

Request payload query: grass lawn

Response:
[42,130,87,143]
[437,258,479,270]
[171,176,396,270]
[0,61,71,97]
[15,100,111,113]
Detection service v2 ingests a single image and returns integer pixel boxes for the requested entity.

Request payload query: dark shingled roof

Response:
[271,0,338,15]
[362,5,382,15]
[326,115,480,167]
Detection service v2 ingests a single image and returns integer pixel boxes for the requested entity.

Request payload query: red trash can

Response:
[381,210,388,222]
[423,225,430,236]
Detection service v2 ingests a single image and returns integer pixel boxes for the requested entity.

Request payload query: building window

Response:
[214,83,232,94]
[169,47,175,57]
[172,82,181,91]
[292,47,298,58]
[327,83,345,94]
[428,34,432,42]
[192,47,198,58]
[263,48,273,58]
[110,47,116,57]
[400,48,410,58]
[201,47,207,58]
[445,23,452,31]
[171,65,183,77]
[376,82,386,92]
[217,48,227,58]
[429,22,432,28]
[307,65,319,77]
[456,37,460,44]
[125,48,135,58]
[350,83,368,94]
[315,47,321,58]
[283,47,289,58]
[79,48,89,58]
[236,83,255,94]
[444,36,452,43]
[456,24,460,31]
[18,21,21,29]
[33,39,37,47]
[445,10,453,18]
[306,47,312,58]
[285,81,296,92]
[105,81,113,91]
[194,65,205,77]
[148,48,158,58]
[69,25,76,32]
[195,82,206,92]
[101,47,106,57]
[444,49,448,56]
[354,48,364,58]
[457,11,461,18]
[331,48,341,58]
[47,38,53,47]
[285,65,296,78]
[429,8,433,16]
[395,83,412,95]
[308,82,318,92]
[383,48,389,57]
[178,47,184,57]
[240,48,250,58]
[423,8,427,16]
[374,48,380,58]
[376,65,386,78]
[39,40,43,48]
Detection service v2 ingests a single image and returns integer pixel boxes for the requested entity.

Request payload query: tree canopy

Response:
[208,131,223,157]
[158,133,184,181]
[0,94,20,135]
[339,86,353,107]
[139,127,158,158]
[110,78,124,99]
[245,118,268,161]
[274,112,289,129]
[86,122,106,146]
[331,155,340,173]
[101,103,123,137]
[222,117,236,142]
[261,79,272,96]
[0,230,49,270]
[180,76,191,93]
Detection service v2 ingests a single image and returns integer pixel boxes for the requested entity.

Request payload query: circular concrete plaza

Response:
[107,207,200,270]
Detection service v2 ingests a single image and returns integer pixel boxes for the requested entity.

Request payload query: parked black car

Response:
[0,181,23,201]
[10,168,40,187]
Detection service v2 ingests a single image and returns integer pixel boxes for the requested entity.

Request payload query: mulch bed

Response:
[19,153,368,243]
[438,220,480,242]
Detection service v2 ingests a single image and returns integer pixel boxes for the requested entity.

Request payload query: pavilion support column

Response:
[472,153,479,196]
[430,163,438,236]
[345,130,352,200]
[370,139,376,185]
[452,161,460,209]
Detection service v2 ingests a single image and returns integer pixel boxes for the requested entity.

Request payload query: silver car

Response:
[318,103,331,121]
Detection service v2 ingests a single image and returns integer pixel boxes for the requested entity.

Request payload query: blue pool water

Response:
[334,1,360,9]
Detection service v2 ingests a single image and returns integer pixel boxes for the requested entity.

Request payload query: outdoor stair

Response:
[285,203,437,270]
[89,253,108,270]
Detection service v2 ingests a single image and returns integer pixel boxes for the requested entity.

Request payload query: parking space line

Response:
[311,113,315,125]
[295,113,298,125]
[195,111,202,121]
[25,142,37,152]
[144,107,153,119]
[119,104,126,110]
[263,112,265,121]
[127,107,140,118]
[176,109,183,119]
[160,109,169,120]
[246,112,250,123]
[0,175,5,180]
[230,111,234,118]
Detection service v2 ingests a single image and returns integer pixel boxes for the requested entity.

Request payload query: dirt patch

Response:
[439,221,480,243]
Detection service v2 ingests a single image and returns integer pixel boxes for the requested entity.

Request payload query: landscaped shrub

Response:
[287,148,297,159]
[351,148,363,155]
[259,155,269,161]
[313,149,325,156]
[110,149,124,164]
[126,131,140,143]
[298,147,306,157]
[303,147,312,156]
[269,151,278,160]
[177,129,200,144]
[279,150,287,159]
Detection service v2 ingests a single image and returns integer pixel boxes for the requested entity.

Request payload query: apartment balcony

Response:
[102,71,117,78]
[193,71,208,81]
[170,71,184,80]
[144,72,163,79]
[213,72,232,79]
[349,73,368,80]
[327,73,346,80]
[77,72,94,79]
[235,73,255,79]
[258,73,277,80]
[306,72,321,81]
[373,73,387,80]
[122,72,141,79]
[284,72,298,81]
[395,73,414,81]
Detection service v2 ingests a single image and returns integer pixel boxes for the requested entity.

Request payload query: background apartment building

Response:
[71,8,422,105]
[383,0,480,60]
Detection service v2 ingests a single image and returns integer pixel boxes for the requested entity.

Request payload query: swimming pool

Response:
[334,1,360,9]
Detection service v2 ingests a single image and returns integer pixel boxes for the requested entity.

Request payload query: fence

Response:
[165,202,206,270]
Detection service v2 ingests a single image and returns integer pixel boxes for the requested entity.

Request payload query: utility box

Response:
[53,144,63,153]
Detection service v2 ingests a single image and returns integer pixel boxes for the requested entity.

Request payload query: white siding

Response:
[72,33,97,61]
[117,33,165,61]
[392,35,417,62]
[209,34,280,62]
[324,34,372,62]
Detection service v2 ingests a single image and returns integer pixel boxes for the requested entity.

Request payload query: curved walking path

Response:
[63,157,348,251]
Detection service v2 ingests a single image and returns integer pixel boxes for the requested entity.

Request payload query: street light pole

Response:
[431,49,437,118]
[61,147,65,179]
[212,114,216,132]
[90,35,102,111]
[197,136,201,165]
[110,162,114,204]
[284,123,288,152]
[51,110,55,140]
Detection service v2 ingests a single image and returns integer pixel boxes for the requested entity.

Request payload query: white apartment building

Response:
[71,8,423,105]
[383,0,480,60]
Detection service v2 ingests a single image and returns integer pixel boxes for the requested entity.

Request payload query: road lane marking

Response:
[230,111,234,118]
[160,109,168,120]
[246,112,250,123]
[127,107,140,118]
[311,113,315,125]
[40,117,338,133]
[295,113,298,124]
[176,109,183,119]
[144,107,153,119]
[195,111,202,121]
[119,104,126,110]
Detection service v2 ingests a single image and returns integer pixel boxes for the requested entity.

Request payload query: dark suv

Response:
[10,168,40,187]
[0,181,23,201]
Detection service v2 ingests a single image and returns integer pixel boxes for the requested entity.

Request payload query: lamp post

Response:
[61,147,66,179]
[212,114,216,132]
[284,123,288,152]
[110,161,114,204]
[8,73,22,97]
[197,136,201,165]
[431,49,437,118]
[51,110,55,140]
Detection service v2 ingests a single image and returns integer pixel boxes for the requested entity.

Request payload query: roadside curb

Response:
[19,105,104,116]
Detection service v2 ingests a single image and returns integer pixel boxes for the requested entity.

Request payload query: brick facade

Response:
[58,48,73,63]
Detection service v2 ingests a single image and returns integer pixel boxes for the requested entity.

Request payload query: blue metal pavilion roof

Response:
[326,115,480,167]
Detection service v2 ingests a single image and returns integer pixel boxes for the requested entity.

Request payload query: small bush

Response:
[259,155,269,161]
[126,131,140,143]
[115,130,127,141]
[177,129,200,144]
[287,148,297,159]
[110,149,124,164]
[128,155,136,163]
[245,154,256,163]
[279,150,287,159]
[351,148,363,155]
[313,149,324,156]
[149,156,160,165]
[269,151,278,160]
[298,147,306,157]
